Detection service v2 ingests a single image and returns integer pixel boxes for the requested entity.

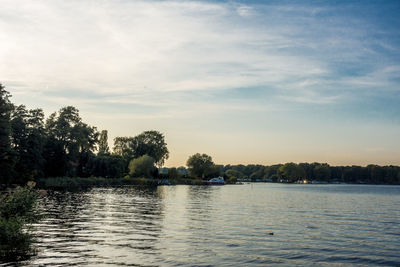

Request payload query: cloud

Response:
[1,0,400,166]
[236,4,254,17]
[1,1,399,115]
[1,1,329,99]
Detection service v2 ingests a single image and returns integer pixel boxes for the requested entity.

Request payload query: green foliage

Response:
[11,105,46,183]
[43,138,68,177]
[87,154,127,178]
[98,130,110,155]
[0,83,15,185]
[113,136,134,160]
[223,164,267,181]
[129,155,156,178]
[2,83,400,186]
[114,130,169,167]
[313,163,331,181]
[131,131,169,167]
[36,176,131,190]
[0,187,41,260]
[278,163,306,182]
[167,167,180,179]
[225,169,244,179]
[44,106,99,177]
[186,153,216,179]
[204,164,222,178]
[37,176,160,189]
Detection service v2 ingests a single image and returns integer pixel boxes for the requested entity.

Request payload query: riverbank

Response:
[35,177,207,190]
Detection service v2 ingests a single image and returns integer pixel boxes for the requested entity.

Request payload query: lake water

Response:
[8,184,400,266]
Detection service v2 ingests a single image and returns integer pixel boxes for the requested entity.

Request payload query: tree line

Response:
[221,162,400,184]
[168,158,400,185]
[1,83,400,186]
[0,83,170,187]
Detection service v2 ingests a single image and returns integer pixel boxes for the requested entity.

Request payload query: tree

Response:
[0,84,15,185]
[98,130,110,155]
[264,164,282,180]
[278,162,306,182]
[186,153,215,179]
[44,106,98,177]
[313,163,331,181]
[10,105,46,182]
[250,166,266,181]
[128,155,156,178]
[204,164,222,178]
[130,130,169,167]
[225,169,244,180]
[113,130,169,167]
[113,136,134,160]
[167,167,180,179]
[87,154,127,178]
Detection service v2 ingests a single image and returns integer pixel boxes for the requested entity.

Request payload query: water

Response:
[7,184,400,266]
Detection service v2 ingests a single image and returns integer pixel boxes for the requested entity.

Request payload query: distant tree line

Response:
[221,162,400,184]
[1,83,399,186]
[161,155,400,185]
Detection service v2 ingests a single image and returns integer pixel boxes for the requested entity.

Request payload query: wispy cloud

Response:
[2,0,399,112]
[1,0,400,165]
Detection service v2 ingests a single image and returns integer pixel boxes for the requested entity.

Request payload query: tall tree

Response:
[10,105,45,182]
[130,131,169,167]
[0,84,15,185]
[186,153,215,179]
[44,106,98,177]
[113,130,169,167]
[113,136,134,160]
[98,130,110,155]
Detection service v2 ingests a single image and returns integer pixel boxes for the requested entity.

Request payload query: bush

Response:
[129,155,156,178]
[0,187,41,260]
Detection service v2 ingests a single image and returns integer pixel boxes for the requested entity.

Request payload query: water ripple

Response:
[6,184,399,266]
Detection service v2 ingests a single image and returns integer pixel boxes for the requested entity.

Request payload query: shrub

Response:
[0,187,41,260]
[129,155,156,178]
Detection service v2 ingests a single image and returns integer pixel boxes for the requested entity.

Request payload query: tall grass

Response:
[36,177,160,190]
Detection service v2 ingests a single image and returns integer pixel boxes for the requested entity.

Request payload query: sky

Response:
[1,0,400,167]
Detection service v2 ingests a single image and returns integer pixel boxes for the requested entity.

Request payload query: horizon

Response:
[1,0,400,167]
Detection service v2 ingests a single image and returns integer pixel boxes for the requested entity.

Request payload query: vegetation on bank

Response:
[222,162,400,184]
[0,186,41,261]
[35,177,206,190]
[1,82,400,188]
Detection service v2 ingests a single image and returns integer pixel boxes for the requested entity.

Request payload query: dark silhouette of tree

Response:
[0,84,15,185]
[44,106,98,177]
[98,130,110,155]
[10,105,45,183]
[114,130,169,167]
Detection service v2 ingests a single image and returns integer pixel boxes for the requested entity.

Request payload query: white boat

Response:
[207,177,225,185]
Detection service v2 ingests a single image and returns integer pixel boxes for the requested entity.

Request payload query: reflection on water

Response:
[10,184,400,266]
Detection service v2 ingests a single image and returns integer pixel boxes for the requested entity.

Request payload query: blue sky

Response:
[1,0,399,166]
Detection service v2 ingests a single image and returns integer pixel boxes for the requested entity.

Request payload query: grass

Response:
[35,176,216,190]
[36,176,160,190]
